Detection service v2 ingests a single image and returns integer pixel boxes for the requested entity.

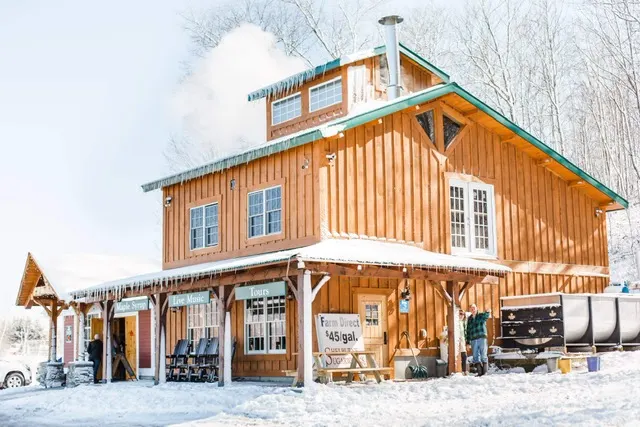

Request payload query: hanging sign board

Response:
[235,281,286,300]
[399,299,410,314]
[315,313,365,368]
[114,298,149,314]
[169,291,210,308]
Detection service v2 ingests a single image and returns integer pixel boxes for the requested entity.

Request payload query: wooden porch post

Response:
[153,293,167,385]
[76,305,85,361]
[102,300,113,383]
[446,281,460,374]
[296,269,313,387]
[217,285,226,387]
[49,301,58,362]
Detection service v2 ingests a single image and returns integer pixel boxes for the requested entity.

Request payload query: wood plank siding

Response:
[162,56,611,376]
[162,143,323,269]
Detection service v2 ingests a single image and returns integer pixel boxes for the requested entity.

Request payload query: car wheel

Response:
[5,373,25,388]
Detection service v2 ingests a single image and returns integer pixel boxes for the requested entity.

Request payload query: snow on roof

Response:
[69,239,510,301]
[31,253,160,302]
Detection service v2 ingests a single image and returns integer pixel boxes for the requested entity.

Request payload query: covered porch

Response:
[68,239,510,386]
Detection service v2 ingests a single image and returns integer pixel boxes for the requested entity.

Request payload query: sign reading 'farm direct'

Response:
[235,281,286,300]
[315,313,365,368]
[169,291,211,308]
[114,298,149,314]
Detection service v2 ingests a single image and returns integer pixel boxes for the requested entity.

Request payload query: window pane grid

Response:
[186,299,220,351]
[473,189,490,250]
[245,296,286,354]
[450,186,466,248]
[272,94,301,125]
[310,79,342,112]
[248,186,282,238]
[191,203,219,250]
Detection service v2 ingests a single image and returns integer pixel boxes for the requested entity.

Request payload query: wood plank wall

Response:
[162,143,323,269]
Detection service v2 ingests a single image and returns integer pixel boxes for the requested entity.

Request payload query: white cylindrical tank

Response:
[618,295,640,343]
[590,294,618,343]
[561,294,591,343]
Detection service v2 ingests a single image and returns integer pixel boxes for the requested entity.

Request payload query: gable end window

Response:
[416,110,435,145]
[309,78,342,112]
[449,179,496,257]
[190,203,219,250]
[248,185,282,238]
[272,93,301,125]
[443,115,462,148]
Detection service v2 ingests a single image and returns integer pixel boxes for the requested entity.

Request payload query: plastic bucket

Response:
[546,357,559,373]
[587,356,601,372]
[558,359,571,374]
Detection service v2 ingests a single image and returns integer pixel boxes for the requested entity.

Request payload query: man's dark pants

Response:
[92,358,101,384]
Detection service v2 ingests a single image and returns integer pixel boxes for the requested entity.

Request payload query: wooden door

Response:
[125,316,137,378]
[90,318,103,380]
[357,294,388,367]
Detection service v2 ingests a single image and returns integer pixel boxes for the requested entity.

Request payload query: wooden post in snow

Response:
[153,293,167,385]
[217,285,226,387]
[49,301,58,362]
[102,300,113,383]
[446,281,459,374]
[296,269,313,387]
[76,305,85,361]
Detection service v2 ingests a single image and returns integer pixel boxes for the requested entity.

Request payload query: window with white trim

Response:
[449,180,496,256]
[244,296,286,354]
[309,78,342,112]
[190,203,219,250]
[272,93,301,125]
[248,186,282,238]
[84,313,100,352]
[186,299,219,352]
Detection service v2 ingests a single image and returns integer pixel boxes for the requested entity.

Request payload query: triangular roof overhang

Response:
[246,43,450,101]
[142,82,627,211]
[16,253,66,309]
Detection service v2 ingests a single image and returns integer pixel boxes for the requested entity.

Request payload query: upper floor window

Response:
[272,93,301,125]
[190,203,219,250]
[449,180,496,257]
[248,186,282,238]
[309,78,342,112]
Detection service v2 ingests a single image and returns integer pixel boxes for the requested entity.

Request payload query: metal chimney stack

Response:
[378,15,403,100]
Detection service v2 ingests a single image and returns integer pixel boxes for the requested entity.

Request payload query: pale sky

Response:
[0,0,458,315]
[0,0,211,313]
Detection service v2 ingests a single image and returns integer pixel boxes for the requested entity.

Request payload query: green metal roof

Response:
[144,82,627,209]
[246,44,450,101]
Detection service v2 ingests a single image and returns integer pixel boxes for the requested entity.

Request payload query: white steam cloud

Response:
[173,24,307,164]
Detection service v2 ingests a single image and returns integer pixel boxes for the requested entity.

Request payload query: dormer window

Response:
[309,78,342,112]
[272,93,301,125]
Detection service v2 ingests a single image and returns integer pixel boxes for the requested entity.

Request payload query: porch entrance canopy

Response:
[69,239,510,302]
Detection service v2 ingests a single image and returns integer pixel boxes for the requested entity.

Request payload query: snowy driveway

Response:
[0,351,638,427]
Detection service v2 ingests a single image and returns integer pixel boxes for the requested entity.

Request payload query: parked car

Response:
[0,359,32,389]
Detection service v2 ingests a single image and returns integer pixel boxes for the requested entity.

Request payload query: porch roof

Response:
[68,239,510,301]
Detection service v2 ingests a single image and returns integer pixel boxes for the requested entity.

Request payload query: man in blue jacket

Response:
[465,304,491,377]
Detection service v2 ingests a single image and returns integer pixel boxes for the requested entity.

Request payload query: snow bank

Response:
[1,351,639,427]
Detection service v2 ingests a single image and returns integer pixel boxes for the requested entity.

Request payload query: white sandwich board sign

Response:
[315,313,365,368]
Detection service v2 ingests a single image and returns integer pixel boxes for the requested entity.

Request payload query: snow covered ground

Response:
[1,351,638,427]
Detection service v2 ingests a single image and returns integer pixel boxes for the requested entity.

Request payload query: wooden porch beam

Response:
[153,293,167,385]
[284,276,298,301]
[311,275,331,302]
[102,300,113,383]
[225,286,236,311]
[296,269,313,387]
[432,281,452,304]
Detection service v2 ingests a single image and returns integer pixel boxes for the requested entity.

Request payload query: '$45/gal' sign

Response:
[325,330,358,345]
